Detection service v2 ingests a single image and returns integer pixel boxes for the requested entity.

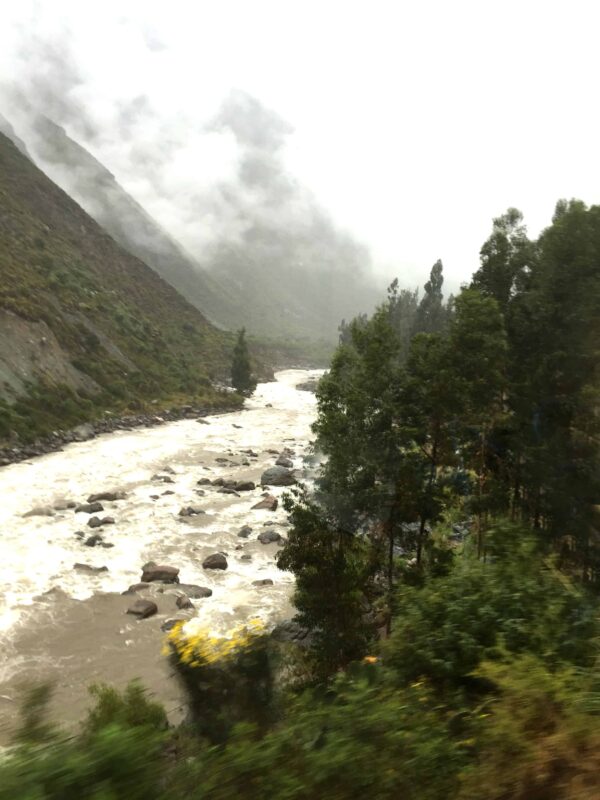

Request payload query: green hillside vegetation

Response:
[0,132,246,441]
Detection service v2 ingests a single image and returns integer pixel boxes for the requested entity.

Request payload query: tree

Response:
[471,208,532,311]
[413,260,446,335]
[231,328,255,394]
[277,489,376,676]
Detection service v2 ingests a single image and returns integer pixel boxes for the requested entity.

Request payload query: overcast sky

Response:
[2,0,600,291]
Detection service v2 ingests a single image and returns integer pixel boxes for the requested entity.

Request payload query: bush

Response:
[166,620,275,742]
[384,521,598,689]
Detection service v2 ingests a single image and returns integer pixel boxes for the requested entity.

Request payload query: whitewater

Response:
[0,369,320,739]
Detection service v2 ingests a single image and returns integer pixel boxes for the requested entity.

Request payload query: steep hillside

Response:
[10,114,379,344]
[0,131,244,442]
[26,115,236,330]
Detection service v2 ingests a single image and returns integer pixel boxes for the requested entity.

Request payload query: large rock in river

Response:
[142,563,180,583]
[127,599,157,619]
[260,466,297,486]
[87,491,126,503]
[258,529,284,544]
[202,553,228,570]
[252,494,278,511]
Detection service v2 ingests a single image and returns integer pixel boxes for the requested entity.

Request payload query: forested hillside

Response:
[3,200,600,799]
[0,132,244,442]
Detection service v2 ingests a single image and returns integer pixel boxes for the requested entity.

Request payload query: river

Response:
[0,369,320,741]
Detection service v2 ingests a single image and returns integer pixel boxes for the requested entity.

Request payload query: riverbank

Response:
[0,395,243,468]
[0,369,320,743]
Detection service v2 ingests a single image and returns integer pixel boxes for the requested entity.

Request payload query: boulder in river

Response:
[122,582,150,595]
[151,474,174,484]
[238,525,253,538]
[87,491,126,503]
[202,553,228,570]
[258,529,284,544]
[178,506,206,517]
[218,487,240,496]
[196,478,212,486]
[252,578,274,586]
[142,563,180,583]
[75,501,104,514]
[84,534,103,547]
[260,466,297,486]
[73,563,108,574]
[235,481,255,492]
[127,599,158,619]
[54,500,77,511]
[23,506,55,518]
[252,494,278,511]
[87,516,115,528]
[176,595,194,609]
[275,456,293,468]
[172,584,213,599]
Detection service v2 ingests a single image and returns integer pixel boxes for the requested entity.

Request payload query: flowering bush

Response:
[165,619,275,742]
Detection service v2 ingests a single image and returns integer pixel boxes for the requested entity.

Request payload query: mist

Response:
[1,25,391,339]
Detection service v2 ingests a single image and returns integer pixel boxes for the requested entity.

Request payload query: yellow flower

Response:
[363,656,378,664]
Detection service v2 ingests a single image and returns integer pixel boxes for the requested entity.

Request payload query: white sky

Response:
[2,0,600,291]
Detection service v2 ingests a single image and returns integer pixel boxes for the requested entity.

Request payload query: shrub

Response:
[166,620,275,742]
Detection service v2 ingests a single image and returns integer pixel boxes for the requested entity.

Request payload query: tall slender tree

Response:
[231,328,255,394]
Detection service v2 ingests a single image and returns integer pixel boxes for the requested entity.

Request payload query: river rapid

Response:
[0,369,321,740]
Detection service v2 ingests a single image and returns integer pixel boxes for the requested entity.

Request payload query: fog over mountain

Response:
[0,34,383,341]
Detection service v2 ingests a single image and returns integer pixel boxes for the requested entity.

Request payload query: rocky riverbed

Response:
[0,369,321,742]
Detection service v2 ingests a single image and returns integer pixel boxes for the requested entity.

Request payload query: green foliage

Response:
[0,682,167,800]
[459,657,600,800]
[180,673,465,800]
[471,208,533,311]
[385,521,598,689]
[84,681,168,735]
[167,622,275,743]
[231,328,256,394]
[413,259,447,334]
[278,489,377,675]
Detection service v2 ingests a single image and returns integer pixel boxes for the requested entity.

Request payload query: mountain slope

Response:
[25,115,237,330]
[10,114,379,344]
[0,131,243,442]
